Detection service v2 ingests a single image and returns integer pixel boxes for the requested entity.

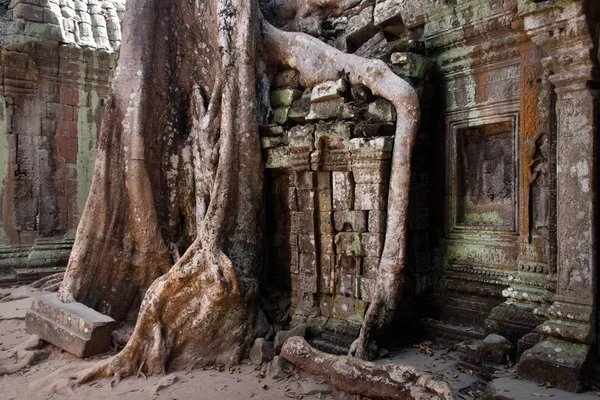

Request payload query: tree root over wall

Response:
[282,337,453,400]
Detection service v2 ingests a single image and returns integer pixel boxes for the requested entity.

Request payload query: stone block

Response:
[373,0,403,29]
[274,323,307,353]
[297,189,315,210]
[315,122,352,150]
[315,172,331,189]
[295,171,315,189]
[320,295,333,316]
[339,255,361,275]
[363,257,380,278]
[346,6,378,49]
[338,273,355,297]
[271,88,302,107]
[319,212,334,234]
[290,249,299,274]
[478,334,512,364]
[333,210,367,233]
[299,253,317,274]
[260,135,287,149]
[299,273,318,293]
[333,296,361,322]
[25,293,116,358]
[289,126,315,153]
[332,171,354,210]
[273,69,300,88]
[295,211,315,234]
[298,234,316,253]
[354,183,387,210]
[316,189,332,212]
[288,98,311,122]
[249,338,275,365]
[367,99,396,122]
[306,98,345,121]
[310,79,346,102]
[334,232,363,256]
[288,187,298,211]
[361,233,384,257]
[320,234,334,254]
[270,107,290,125]
[264,146,289,169]
[260,124,286,137]
[352,164,391,184]
[368,210,387,233]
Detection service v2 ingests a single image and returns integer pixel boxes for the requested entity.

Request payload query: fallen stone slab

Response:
[274,323,306,353]
[25,293,116,358]
[281,337,452,400]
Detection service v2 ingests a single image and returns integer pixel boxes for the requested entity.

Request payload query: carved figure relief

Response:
[529,133,550,238]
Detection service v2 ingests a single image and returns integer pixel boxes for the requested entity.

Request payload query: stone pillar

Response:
[518,0,597,392]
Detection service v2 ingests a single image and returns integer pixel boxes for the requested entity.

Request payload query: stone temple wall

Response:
[0,0,124,284]
[261,1,435,353]
[0,0,597,392]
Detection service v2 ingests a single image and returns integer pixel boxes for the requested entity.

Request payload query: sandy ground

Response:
[0,286,335,400]
[0,285,594,400]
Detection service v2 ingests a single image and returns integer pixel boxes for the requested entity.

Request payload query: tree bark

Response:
[281,337,452,400]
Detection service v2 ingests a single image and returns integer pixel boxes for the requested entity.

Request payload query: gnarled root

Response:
[281,337,453,400]
[74,245,256,384]
[30,273,64,292]
[0,335,49,376]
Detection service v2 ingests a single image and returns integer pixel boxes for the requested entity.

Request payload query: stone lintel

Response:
[25,293,116,358]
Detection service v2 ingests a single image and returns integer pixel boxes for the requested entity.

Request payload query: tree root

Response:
[0,335,49,376]
[281,337,453,400]
[30,273,64,292]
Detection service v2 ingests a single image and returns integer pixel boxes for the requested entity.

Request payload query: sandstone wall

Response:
[0,0,124,283]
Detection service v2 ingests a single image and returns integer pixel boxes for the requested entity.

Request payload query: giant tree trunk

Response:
[58,0,419,381]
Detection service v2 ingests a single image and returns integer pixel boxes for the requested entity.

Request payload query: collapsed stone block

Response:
[249,338,275,365]
[274,324,307,353]
[310,79,347,102]
[478,334,512,364]
[288,97,311,122]
[25,293,116,358]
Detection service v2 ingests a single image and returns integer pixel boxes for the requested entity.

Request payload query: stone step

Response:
[25,293,116,358]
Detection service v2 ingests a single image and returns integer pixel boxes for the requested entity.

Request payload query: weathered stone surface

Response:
[268,355,293,379]
[249,338,275,365]
[519,339,590,392]
[345,6,378,49]
[367,99,396,122]
[332,171,354,210]
[333,210,367,233]
[273,69,300,88]
[274,323,307,353]
[478,334,512,364]
[310,79,347,103]
[25,293,116,358]
[271,88,302,107]
[306,98,345,121]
